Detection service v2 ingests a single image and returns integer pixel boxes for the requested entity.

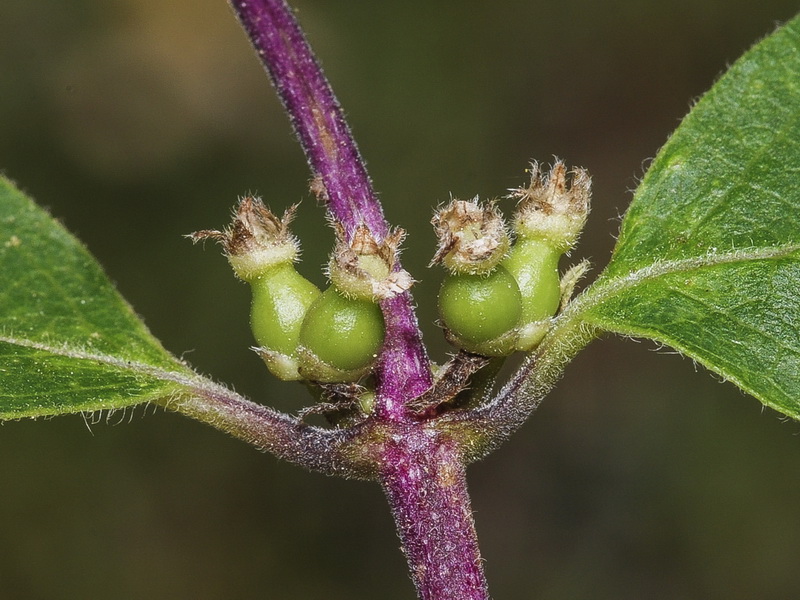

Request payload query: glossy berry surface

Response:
[299,287,385,375]
[438,265,522,353]
[502,238,561,350]
[503,239,560,321]
[249,263,321,379]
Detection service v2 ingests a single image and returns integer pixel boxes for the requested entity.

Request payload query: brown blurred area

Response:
[2,1,799,598]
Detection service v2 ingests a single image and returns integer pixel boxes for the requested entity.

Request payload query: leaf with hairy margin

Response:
[0,175,197,419]
[576,15,800,418]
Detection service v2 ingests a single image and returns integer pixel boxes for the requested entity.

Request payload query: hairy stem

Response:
[229,0,432,418]
[230,0,382,236]
[380,427,489,600]
[225,3,498,598]
[445,303,600,462]
[162,381,377,479]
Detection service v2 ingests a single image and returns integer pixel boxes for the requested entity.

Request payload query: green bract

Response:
[298,287,386,382]
[250,263,321,380]
[438,266,522,356]
[502,238,561,351]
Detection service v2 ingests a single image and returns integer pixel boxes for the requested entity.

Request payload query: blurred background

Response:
[1,0,799,598]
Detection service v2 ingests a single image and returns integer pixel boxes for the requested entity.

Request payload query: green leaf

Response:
[577,15,800,418]
[0,175,194,419]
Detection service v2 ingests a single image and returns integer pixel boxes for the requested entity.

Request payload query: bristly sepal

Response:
[509,160,591,252]
[328,224,414,302]
[189,196,300,281]
[430,198,510,275]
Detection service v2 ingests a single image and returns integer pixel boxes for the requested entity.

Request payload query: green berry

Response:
[438,265,522,356]
[298,287,386,382]
[248,263,321,380]
[501,238,561,350]
[190,197,320,381]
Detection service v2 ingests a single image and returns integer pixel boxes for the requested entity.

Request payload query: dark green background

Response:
[2,1,799,598]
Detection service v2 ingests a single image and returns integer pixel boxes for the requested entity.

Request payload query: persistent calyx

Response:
[328,224,413,301]
[430,198,510,274]
[190,196,300,281]
[509,160,591,252]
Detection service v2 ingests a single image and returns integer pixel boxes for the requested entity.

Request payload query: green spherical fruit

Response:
[501,238,561,350]
[299,287,386,382]
[249,263,321,380]
[438,266,522,355]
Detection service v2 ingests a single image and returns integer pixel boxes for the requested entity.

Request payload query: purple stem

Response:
[225,2,491,597]
[166,380,378,479]
[229,0,432,419]
[380,428,489,600]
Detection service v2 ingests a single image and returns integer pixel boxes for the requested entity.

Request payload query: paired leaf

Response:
[578,15,800,418]
[0,176,195,419]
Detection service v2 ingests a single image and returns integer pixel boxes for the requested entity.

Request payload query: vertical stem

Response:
[230,0,384,237]
[380,429,489,600]
[229,0,432,418]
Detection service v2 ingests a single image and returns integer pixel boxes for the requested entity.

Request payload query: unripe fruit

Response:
[501,160,593,350]
[299,287,386,382]
[438,265,522,356]
[296,224,410,382]
[501,238,560,351]
[249,263,321,380]
[190,197,321,381]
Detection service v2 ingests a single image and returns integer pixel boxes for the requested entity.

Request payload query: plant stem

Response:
[230,0,383,237]
[163,378,378,479]
[445,305,600,462]
[229,0,432,419]
[380,427,489,600]
[226,3,498,597]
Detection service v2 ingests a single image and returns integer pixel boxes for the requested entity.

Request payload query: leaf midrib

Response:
[565,243,800,327]
[0,334,198,388]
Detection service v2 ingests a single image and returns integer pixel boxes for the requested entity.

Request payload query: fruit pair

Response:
[193,198,409,382]
[435,161,591,355]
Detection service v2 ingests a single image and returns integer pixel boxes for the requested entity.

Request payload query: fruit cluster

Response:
[192,161,589,389]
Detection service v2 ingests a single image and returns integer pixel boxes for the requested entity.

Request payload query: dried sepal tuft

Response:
[328,224,413,301]
[430,198,510,274]
[509,160,591,251]
[189,196,300,281]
